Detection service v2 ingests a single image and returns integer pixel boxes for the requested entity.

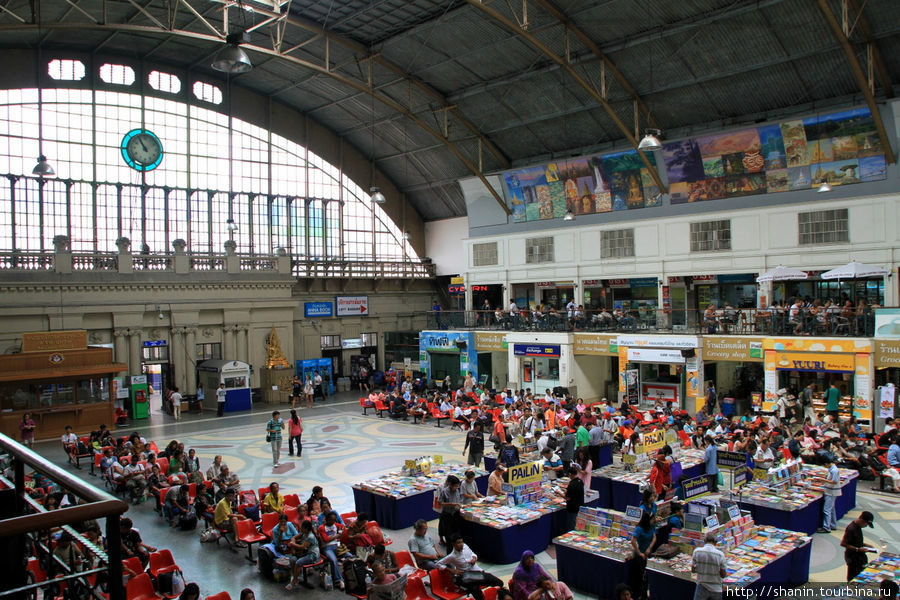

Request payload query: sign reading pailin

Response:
[507,460,544,486]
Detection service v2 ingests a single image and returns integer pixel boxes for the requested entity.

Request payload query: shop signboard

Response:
[879,386,897,418]
[716,451,748,468]
[629,277,658,288]
[625,506,643,520]
[627,348,685,363]
[336,295,369,316]
[775,352,855,372]
[471,285,489,292]
[513,344,560,357]
[607,279,630,289]
[573,333,617,355]
[21,329,88,352]
[661,286,671,313]
[421,331,468,351]
[682,475,711,500]
[874,339,900,368]
[508,460,543,486]
[703,336,763,362]
[450,277,464,285]
[642,429,666,452]
[474,332,506,352]
[304,302,333,317]
[618,335,699,349]
[692,275,718,283]
[341,338,363,349]
[448,285,466,294]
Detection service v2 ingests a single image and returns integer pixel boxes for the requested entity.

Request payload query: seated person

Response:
[511,550,551,600]
[164,484,191,527]
[389,395,408,420]
[120,517,156,568]
[437,535,504,600]
[366,543,399,574]
[285,520,322,591]
[146,465,169,512]
[213,488,245,546]
[262,482,284,514]
[344,512,375,552]
[408,519,444,570]
[527,575,574,600]
[193,482,215,525]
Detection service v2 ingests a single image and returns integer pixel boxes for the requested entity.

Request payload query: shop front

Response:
[537,281,575,309]
[0,330,127,438]
[692,274,758,310]
[505,332,571,396]
[702,336,764,416]
[474,332,509,390]
[762,338,873,425]
[873,339,900,425]
[419,330,478,388]
[616,335,702,411]
[606,278,659,312]
[572,333,619,402]
[470,284,504,322]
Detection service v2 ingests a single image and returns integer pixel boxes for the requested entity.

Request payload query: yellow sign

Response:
[433,455,443,465]
[508,460,543,486]
[763,338,872,353]
[774,352,855,372]
[405,460,416,471]
[573,334,618,356]
[474,332,506,352]
[642,429,666,453]
[622,454,636,465]
[450,277,465,285]
[703,336,763,362]
[21,330,87,353]
[875,339,900,368]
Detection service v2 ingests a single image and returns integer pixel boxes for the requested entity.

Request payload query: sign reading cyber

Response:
[513,344,560,357]
[304,302,334,318]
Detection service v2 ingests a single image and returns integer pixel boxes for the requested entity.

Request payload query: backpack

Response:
[157,571,185,597]
[179,513,198,531]
[546,435,559,451]
[257,545,276,580]
[341,558,370,595]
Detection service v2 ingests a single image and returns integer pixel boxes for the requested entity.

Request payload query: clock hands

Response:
[138,136,149,152]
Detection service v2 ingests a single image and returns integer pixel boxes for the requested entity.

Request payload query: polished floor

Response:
[31,392,900,599]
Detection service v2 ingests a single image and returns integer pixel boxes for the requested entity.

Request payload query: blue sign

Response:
[629,277,659,288]
[513,344,560,357]
[142,340,167,347]
[304,302,333,318]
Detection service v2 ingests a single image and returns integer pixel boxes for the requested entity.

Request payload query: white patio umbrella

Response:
[756,265,809,283]
[820,261,888,280]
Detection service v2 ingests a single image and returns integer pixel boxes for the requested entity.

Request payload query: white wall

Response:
[424,217,469,276]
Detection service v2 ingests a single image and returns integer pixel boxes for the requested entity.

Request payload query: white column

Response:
[237,325,249,363]
[170,327,186,392]
[113,329,128,371]
[185,327,197,393]
[128,329,141,375]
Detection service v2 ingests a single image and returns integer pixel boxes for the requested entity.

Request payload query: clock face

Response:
[121,129,164,171]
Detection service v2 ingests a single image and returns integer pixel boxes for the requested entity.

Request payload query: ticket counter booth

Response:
[616,335,703,411]
[0,330,127,438]
[197,360,252,413]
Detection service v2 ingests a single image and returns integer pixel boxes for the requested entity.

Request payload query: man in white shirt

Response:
[170,386,182,421]
[508,301,519,316]
[436,535,503,600]
[818,457,843,533]
[691,532,726,600]
[123,455,146,503]
[216,383,227,417]
[521,409,537,436]
[754,439,775,469]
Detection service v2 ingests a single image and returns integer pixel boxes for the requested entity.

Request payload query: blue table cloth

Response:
[354,475,488,530]
[556,544,628,599]
[596,444,613,468]
[610,479,642,513]
[590,476,612,508]
[835,477,857,519]
[461,516,552,565]
[739,498,822,536]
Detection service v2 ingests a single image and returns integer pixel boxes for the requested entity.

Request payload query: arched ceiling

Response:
[1,0,898,221]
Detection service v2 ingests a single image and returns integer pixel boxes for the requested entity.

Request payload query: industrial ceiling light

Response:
[817,180,832,193]
[369,186,386,204]
[638,129,663,152]
[212,32,253,74]
[402,230,411,240]
[32,155,55,178]
[564,210,575,221]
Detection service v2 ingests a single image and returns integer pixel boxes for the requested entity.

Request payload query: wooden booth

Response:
[0,330,127,440]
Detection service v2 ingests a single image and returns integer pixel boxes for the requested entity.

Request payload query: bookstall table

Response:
[352,461,488,530]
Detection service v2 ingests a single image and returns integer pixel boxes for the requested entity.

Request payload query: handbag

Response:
[266,434,272,443]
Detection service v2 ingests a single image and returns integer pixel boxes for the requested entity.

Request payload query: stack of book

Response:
[851,552,900,586]
[354,464,486,499]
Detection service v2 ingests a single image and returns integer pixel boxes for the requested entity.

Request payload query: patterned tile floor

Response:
[32,391,900,599]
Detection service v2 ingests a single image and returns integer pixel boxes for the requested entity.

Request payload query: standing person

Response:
[170,386,182,421]
[287,409,303,457]
[195,383,204,412]
[266,410,285,467]
[841,511,877,581]
[825,383,842,422]
[291,375,302,410]
[691,531,726,600]
[559,428,577,471]
[628,512,656,600]
[563,465,584,532]
[303,375,314,409]
[313,371,324,402]
[705,382,717,415]
[487,464,506,496]
[460,470,483,504]
[19,412,36,447]
[216,383,227,417]
[432,301,443,330]
[818,456,842,533]
[800,383,816,423]
[436,475,463,547]
[704,436,719,492]
[463,422,485,467]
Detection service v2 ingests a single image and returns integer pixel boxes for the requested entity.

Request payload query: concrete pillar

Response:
[185,327,197,393]
[128,329,141,375]
[170,327,186,392]
[237,326,248,364]
[113,329,128,372]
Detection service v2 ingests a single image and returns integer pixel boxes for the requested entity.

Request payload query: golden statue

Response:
[265,326,290,369]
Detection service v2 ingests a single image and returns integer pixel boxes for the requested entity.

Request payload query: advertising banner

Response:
[336,296,369,316]
[513,344,560,357]
[508,460,544,486]
[682,475,711,500]
[304,302,333,318]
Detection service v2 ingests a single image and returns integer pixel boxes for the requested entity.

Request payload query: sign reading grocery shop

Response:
[335,295,368,316]
[474,332,506,352]
[703,336,763,362]
[513,344,560,357]
[21,330,88,353]
[304,302,333,318]
[875,339,900,367]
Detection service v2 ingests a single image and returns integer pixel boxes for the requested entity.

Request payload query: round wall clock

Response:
[121,129,164,171]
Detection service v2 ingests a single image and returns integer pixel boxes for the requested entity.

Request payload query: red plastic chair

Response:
[148,550,179,578]
[430,408,449,428]
[126,573,162,600]
[428,569,465,600]
[405,575,434,600]
[283,493,301,507]
[340,511,357,522]
[394,551,426,579]
[204,593,232,600]
[482,587,501,600]
[156,457,169,476]
[122,557,145,579]
[236,517,267,562]
[257,487,269,503]
[284,505,300,527]
[374,397,391,418]
[260,511,280,540]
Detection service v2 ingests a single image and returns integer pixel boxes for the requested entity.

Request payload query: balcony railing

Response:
[0,432,128,600]
[426,308,877,337]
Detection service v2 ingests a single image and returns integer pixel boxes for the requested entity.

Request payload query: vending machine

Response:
[129,375,149,419]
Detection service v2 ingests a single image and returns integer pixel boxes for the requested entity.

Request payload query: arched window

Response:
[0,65,420,274]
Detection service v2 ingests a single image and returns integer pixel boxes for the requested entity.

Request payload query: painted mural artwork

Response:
[665,106,886,204]
[503,106,886,220]
[505,150,657,222]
